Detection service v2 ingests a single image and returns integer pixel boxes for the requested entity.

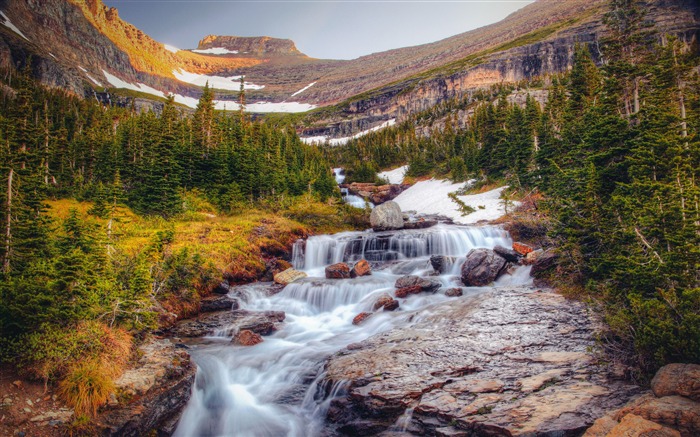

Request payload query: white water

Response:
[174,224,531,437]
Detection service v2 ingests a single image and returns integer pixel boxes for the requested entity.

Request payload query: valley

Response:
[0,0,698,436]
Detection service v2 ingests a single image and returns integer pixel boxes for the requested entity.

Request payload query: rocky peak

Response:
[197,35,304,57]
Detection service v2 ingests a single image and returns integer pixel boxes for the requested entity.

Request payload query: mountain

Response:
[0,0,698,134]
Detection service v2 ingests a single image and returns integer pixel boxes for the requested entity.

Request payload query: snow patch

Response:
[378,165,408,185]
[192,47,239,55]
[173,69,264,91]
[300,119,396,146]
[0,11,28,41]
[85,74,102,87]
[164,44,180,53]
[291,82,316,97]
[392,179,516,224]
[101,70,314,113]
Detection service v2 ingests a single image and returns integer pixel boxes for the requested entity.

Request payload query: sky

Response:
[102,0,534,60]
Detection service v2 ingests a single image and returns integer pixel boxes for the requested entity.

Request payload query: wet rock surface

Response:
[168,309,286,338]
[323,288,641,436]
[326,262,352,279]
[351,259,372,277]
[199,294,239,313]
[97,337,196,436]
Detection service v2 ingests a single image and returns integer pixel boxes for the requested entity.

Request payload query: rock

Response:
[235,330,263,346]
[323,288,641,436]
[351,259,371,277]
[98,337,196,437]
[444,288,463,297]
[583,414,618,437]
[403,219,438,230]
[530,249,558,277]
[373,294,400,311]
[12,380,22,389]
[460,248,508,286]
[430,255,456,274]
[651,363,700,402]
[523,249,544,265]
[353,312,372,325]
[493,245,521,263]
[370,201,403,231]
[614,394,700,437]
[395,275,441,297]
[325,262,351,279]
[513,242,534,255]
[29,410,73,423]
[200,295,239,313]
[169,310,285,338]
[608,413,681,437]
[273,268,307,285]
[212,282,232,295]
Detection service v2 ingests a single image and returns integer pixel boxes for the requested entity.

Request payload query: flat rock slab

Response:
[323,288,641,436]
[168,310,285,338]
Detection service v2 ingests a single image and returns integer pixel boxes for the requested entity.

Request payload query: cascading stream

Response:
[173,224,530,437]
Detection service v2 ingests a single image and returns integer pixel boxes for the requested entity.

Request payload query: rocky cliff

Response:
[197,35,304,57]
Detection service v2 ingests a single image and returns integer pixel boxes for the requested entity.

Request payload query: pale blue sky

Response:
[103,0,533,60]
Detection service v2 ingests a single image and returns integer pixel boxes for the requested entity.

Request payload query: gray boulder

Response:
[370,201,403,231]
[461,248,508,286]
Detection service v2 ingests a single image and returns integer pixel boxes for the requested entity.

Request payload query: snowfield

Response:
[378,165,408,185]
[173,69,264,91]
[392,178,516,224]
[0,11,28,41]
[101,70,315,113]
[164,44,180,53]
[300,119,396,146]
[192,47,239,55]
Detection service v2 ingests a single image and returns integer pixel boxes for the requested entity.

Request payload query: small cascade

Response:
[293,224,510,271]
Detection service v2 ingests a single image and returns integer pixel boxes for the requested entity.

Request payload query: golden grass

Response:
[59,359,116,417]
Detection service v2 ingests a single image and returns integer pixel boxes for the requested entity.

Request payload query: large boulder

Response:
[651,363,700,402]
[351,259,372,277]
[273,268,307,285]
[326,262,351,279]
[461,248,508,286]
[370,201,403,231]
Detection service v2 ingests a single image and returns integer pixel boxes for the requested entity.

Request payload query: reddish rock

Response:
[395,285,423,298]
[373,294,400,311]
[614,394,700,437]
[444,288,463,297]
[513,242,534,255]
[607,413,681,437]
[235,330,263,346]
[351,259,372,277]
[326,262,352,279]
[651,363,700,402]
[353,312,372,325]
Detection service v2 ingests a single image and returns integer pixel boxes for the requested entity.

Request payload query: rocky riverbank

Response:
[322,287,642,436]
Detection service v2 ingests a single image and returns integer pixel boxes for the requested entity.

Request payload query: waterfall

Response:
[173,222,530,437]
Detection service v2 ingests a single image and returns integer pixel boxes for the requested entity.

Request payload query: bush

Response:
[59,359,116,417]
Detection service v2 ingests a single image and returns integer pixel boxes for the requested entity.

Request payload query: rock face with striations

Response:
[323,288,641,436]
[461,248,508,286]
[197,35,303,57]
[370,201,403,231]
